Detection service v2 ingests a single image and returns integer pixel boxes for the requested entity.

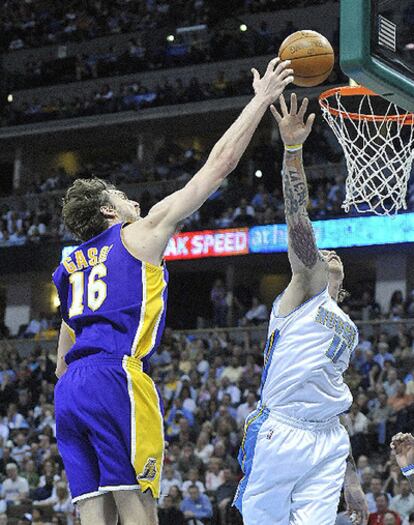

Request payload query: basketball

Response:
[278,30,334,87]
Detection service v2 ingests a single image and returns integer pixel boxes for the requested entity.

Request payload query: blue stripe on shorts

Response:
[233,406,270,514]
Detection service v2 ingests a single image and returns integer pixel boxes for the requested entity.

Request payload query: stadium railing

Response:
[1,318,413,358]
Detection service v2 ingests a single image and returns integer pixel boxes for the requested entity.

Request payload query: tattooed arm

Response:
[271,94,328,315]
[282,148,325,273]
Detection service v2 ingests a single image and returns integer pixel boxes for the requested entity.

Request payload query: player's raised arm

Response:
[271,94,328,314]
[140,59,293,232]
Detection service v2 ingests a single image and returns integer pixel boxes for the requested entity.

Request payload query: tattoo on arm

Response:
[282,151,321,269]
[289,220,318,269]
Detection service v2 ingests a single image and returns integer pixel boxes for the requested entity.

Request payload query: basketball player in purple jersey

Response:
[52,58,293,525]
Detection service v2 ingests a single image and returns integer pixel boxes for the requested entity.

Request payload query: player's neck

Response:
[106,217,123,229]
[328,280,341,302]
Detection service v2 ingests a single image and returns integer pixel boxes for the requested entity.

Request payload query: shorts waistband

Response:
[264,407,340,432]
[68,355,143,372]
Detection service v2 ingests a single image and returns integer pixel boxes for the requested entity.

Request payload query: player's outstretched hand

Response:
[270,93,316,146]
[391,432,414,469]
[251,58,294,105]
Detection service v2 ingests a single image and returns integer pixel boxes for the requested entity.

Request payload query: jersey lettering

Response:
[68,263,108,317]
[315,306,357,364]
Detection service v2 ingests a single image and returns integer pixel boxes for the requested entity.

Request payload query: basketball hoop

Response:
[319,86,414,215]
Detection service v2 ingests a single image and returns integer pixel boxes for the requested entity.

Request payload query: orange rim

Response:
[319,86,414,125]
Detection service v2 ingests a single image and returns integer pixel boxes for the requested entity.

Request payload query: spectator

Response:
[251,183,271,209]
[388,383,414,414]
[233,198,255,226]
[24,316,42,338]
[210,280,228,328]
[368,494,401,525]
[52,482,74,525]
[160,465,182,503]
[168,485,184,509]
[366,477,391,514]
[177,443,203,479]
[20,459,39,489]
[384,369,400,398]
[179,484,213,524]
[194,432,214,465]
[221,358,244,385]
[241,297,268,326]
[5,403,29,430]
[159,494,185,525]
[390,291,405,315]
[383,513,400,525]
[11,433,31,465]
[375,343,396,369]
[217,376,240,406]
[390,479,414,523]
[0,463,29,504]
[212,72,229,98]
[368,394,394,446]
[205,458,225,492]
[182,468,206,497]
[215,468,238,525]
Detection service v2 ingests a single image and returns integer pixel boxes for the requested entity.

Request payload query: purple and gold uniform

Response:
[52,223,168,503]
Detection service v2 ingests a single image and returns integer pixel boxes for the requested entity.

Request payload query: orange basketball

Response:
[278,30,334,87]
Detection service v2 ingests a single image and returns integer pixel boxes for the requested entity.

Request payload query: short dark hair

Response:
[62,178,116,242]
[375,492,389,503]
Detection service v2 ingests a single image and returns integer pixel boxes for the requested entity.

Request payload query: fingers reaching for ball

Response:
[270,93,316,147]
[251,58,294,105]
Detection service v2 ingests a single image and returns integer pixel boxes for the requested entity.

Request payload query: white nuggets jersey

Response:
[261,286,358,420]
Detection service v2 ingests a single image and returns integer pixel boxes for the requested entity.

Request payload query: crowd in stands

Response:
[1,124,414,249]
[2,61,344,127]
[9,21,303,90]
[0,0,331,52]
[0,0,209,52]
[1,288,414,524]
[2,70,254,126]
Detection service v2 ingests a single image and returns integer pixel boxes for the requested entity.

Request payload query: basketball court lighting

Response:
[240,24,248,32]
[255,170,263,178]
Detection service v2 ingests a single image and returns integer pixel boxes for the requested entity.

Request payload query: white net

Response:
[319,90,414,215]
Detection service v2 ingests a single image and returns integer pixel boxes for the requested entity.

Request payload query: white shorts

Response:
[233,407,350,525]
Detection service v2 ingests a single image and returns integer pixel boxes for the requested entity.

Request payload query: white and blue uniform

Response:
[233,286,358,525]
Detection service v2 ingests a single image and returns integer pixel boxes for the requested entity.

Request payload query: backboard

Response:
[340,0,414,111]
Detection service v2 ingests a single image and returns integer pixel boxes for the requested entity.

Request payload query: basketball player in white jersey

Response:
[233,93,369,525]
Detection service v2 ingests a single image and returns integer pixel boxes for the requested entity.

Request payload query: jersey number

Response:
[68,263,108,317]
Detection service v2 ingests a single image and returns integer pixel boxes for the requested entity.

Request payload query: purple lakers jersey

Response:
[52,223,169,368]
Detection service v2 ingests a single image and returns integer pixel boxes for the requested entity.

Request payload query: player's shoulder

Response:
[271,284,329,319]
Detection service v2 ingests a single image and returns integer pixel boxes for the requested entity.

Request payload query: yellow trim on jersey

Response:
[131,263,167,359]
[62,320,76,343]
[240,406,266,470]
[122,356,164,498]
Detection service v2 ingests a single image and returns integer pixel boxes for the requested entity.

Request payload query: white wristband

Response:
[401,464,414,477]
